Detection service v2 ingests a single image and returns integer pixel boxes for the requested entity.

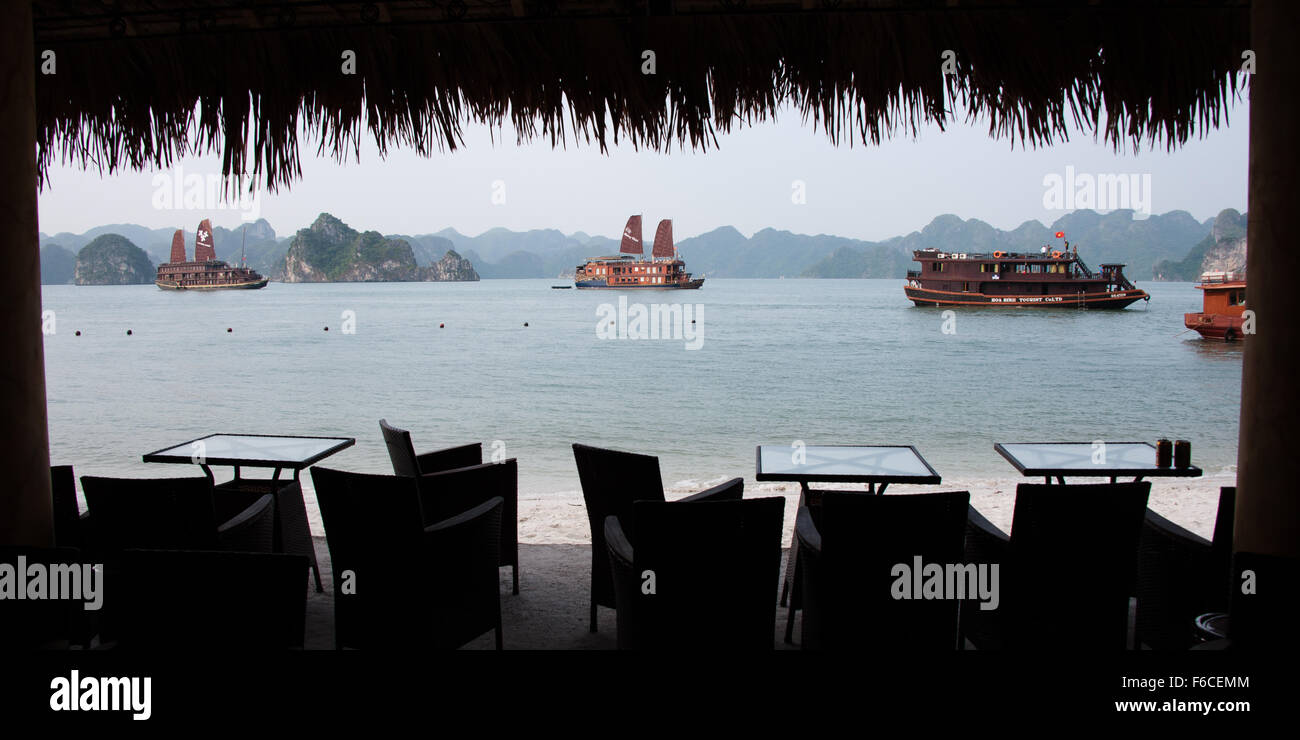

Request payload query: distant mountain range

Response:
[40,208,1238,284]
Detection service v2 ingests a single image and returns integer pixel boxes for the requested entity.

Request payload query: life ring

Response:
[992,251,1005,258]
[1051,251,1064,259]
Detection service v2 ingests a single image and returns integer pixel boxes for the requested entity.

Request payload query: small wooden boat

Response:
[1184,271,1247,341]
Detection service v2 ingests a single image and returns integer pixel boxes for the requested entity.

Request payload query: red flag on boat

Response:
[1055,231,1065,239]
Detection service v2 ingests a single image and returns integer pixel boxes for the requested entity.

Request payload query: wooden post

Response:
[1236,0,1300,559]
[0,2,53,547]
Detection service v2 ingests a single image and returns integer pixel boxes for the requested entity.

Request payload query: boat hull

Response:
[575,278,703,289]
[156,278,269,291]
[1184,312,1245,341]
[904,285,1147,309]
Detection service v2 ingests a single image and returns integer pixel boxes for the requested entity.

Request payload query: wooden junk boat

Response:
[1184,271,1247,341]
[574,216,703,289]
[904,232,1149,308]
[156,219,269,291]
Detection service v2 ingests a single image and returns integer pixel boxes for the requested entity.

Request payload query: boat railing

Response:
[1198,271,1245,284]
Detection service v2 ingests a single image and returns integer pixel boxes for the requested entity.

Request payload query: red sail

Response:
[194,219,216,262]
[652,219,674,259]
[169,229,188,264]
[620,215,643,256]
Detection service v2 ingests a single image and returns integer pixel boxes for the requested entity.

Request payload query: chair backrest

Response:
[309,466,429,649]
[50,465,83,549]
[572,444,665,539]
[418,459,517,568]
[1005,481,1150,649]
[379,419,422,477]
[1210,486,1236,582]
[109,549,308,648]
[0,546,86,649]
[80,475,221,551]
[623,497,785,649]
[806,491,970,650]
[573,444,666,609]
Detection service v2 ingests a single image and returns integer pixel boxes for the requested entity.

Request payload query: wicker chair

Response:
[380,418,483,476]
[105,549,309,649]
[794,491,970,650]
[0,546,88,649]
[381,419,519,594]
[1135,486,1235,649]
[604,497,785,649]
[311,466,504,649]
[573,443,744,632]
[80,475,274,553]
[961,482,1150,650]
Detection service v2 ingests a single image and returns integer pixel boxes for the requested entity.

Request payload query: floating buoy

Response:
[323,326,329,331]
[126,329,132,336]
[227,328,233,333]
[439,323,445,329]
[523,322,529,327]
[75,330,81,337]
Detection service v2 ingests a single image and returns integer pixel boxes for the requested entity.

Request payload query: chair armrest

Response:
[680,477,744,502]
[217,494,275,553]
[604,515,635,566]
[417,443,483,474]
[424,496,504,535]
[1144,508,1212,550]
[794,505,822,555]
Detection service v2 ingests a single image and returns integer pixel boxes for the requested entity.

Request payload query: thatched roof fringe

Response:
[33,9,1250,194]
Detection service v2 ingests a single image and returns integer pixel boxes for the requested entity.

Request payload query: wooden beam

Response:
[0,1,53,546]
[1237,0,1300,560]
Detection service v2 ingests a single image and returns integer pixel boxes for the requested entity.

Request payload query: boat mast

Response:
[240,224,247,267]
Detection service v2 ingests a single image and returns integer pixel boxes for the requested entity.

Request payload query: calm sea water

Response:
[41,279,1241,502]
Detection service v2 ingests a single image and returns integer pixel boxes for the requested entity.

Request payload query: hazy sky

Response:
[37,99,1249,242]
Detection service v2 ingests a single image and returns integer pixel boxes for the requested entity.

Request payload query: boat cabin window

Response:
[930,262,944,272]
[1231,290,1246,306]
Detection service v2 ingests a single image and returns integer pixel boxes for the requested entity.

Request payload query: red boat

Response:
[574,216,703,289]
[1184,271,1247,341]
[904,232,1148,308]
[156,219,268,290]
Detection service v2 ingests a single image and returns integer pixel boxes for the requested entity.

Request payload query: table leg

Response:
[779,481,809,609]
[1057,476,1065,485]
[876,482,889,495]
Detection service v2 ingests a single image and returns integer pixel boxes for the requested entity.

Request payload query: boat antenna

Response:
[240,223,247,267]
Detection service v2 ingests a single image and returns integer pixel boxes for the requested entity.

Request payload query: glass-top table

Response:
[994,442,1203,484]
[755,444,940,494]
[143,433,354,470]
[143,433,355,592]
